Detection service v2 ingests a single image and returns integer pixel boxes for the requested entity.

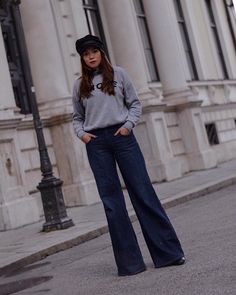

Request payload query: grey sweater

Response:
[72,66,142,139]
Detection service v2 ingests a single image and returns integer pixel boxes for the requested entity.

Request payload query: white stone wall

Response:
[1,0,236,229]
[17,122,59,216]
[165,112,189,174]
[203,107,236,143]
[0,21,40,230]
[202,106,236,162]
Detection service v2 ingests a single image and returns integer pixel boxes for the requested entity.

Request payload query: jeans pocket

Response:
[86,138,94,145]
[117,131,131,137]
[86,136,99,146]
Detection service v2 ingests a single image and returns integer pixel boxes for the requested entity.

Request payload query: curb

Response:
[1,174,236,276]
[161,174,236,209]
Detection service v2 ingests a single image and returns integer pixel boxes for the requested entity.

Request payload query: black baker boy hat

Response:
[75,34,105,56]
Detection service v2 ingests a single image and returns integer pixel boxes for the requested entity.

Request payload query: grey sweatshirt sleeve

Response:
[119,68,142,131]
[72,79,86,139]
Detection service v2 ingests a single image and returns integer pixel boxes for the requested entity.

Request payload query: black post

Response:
[12,0,74,231]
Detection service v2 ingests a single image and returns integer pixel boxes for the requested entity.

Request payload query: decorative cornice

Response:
[17,112,73,130]
[44,113,72,127]
[142,100,167,114]
[0,117,22,130]
[202,102,236,112]
[0,110,23,130]
[164,100,203,112]
[188,79,236,87]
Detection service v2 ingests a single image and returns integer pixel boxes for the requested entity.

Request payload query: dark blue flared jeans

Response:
[86,124,184,275]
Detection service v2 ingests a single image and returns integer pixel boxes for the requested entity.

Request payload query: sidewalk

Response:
[1,159,236,275]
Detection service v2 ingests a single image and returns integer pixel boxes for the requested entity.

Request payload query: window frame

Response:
[82,0,108,55]
[173,0,198,81]
[205,0,229,79]
[133,0,160,82]
[224,0,236,53]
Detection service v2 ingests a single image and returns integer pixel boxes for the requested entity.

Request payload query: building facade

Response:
[0,0,236,230]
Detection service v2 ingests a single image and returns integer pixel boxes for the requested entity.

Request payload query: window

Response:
[224,0,236,53]
[133,0,159,82]
[0,2,31,114]
[205,0,229,79]
[173,0,198,80]
[82,0,108,54]
[205,123,219,145]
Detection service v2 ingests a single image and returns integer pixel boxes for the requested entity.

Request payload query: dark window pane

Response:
[145,49,158,81]
[205,0,228,79]
[82,0,108,56]
[133,0,144,14]
[205,123,219,145]
[86,10,100,36]
[173,0,198,80]
[0,2,31,114]
[179,25,189,51]
[137,18,150,46]
[224,0,236,57]
[133,0,159,81]
[205,0,215,23]
[173,0,183,19]
[83,0,96,6]
[186,52,196,80]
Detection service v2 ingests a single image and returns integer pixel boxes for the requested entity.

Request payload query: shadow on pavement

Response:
[2,262,51,278]
[0,276,53,295]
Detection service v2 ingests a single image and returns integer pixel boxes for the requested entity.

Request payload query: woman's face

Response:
[82,47,102,69]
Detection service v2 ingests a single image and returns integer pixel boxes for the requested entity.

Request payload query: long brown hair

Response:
[79,50,115,99]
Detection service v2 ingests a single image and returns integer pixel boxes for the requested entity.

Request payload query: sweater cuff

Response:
[122,121,134,131]
[77,130,86,140]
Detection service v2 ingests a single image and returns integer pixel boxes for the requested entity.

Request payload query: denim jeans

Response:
[86,123,184,275]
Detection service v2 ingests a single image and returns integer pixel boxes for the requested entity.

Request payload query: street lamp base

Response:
[42,217,74,232]
[37,176,74,232]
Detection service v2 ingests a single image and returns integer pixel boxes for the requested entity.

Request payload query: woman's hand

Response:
[114,127,130,136]
[82,133,97,144]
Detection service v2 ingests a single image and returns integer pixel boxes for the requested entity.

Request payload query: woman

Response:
[72,34,185,276]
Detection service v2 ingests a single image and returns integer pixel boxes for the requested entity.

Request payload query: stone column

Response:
[20,0,70,107]
[101,0,153,99]
[0,27,40,230]
[143,0,193,103]
[143,0,217,170]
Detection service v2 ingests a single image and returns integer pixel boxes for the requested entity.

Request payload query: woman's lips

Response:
[89,61,98,67]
